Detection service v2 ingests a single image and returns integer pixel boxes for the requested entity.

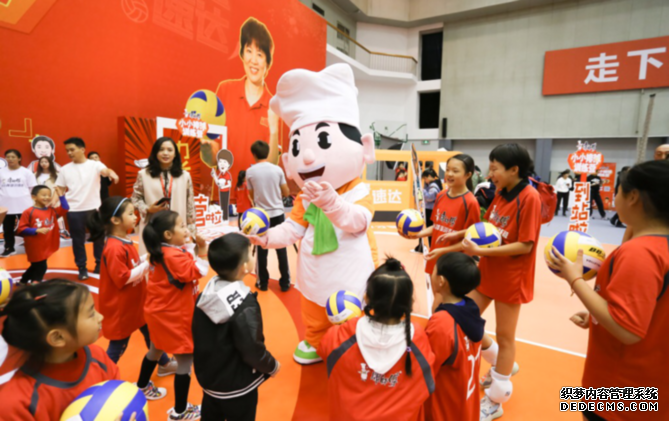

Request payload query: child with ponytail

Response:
[87,196,176,399]
[0,279,121,420]
[317,258,435,421]
[140,210,209,420]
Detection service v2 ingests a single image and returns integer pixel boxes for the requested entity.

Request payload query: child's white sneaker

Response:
[480,362,519,389]
[167,403,201,420]
[480,395,503,420]
[137,381,167,400]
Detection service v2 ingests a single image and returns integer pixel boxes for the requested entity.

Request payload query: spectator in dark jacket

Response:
[193,233,280,421]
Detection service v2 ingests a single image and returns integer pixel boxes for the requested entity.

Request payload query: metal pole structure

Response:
[636,93,656,164]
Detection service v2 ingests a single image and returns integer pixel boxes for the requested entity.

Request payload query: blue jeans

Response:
[106,324,170,365]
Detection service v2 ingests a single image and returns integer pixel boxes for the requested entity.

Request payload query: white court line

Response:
[373,231,400,236]
[485,330,586,358]
[7,270,100,294]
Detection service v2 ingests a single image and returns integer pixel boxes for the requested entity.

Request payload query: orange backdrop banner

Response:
[0,0,326,195]
[543,36,669,95]
[597,162,617,211]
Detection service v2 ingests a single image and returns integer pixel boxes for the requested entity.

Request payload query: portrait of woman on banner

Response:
[215,17,280,189]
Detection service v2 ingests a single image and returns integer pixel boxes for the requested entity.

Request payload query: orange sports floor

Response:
[2,222,616,420]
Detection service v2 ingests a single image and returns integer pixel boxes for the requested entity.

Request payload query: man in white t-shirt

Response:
[56,137,119,280]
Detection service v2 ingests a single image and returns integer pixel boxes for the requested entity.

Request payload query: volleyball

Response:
[465,222,502,248]
[185,90,226,140]
[325,290,363,325]
[241,208,270,236]
[0,269,14,305]
[60,380,148,421]
[545,231,606,281]
[396,209,424,236]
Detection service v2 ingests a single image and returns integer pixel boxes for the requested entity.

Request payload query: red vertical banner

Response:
[597,162,617,211]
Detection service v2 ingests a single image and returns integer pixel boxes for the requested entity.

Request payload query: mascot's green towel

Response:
[304,203,339,255]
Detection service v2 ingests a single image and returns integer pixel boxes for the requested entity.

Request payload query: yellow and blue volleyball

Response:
[396,209,424,236]
[60,380,148,421]
[326,290,363,325]
[465,222,502,248]
[241,207,270,236]
[0,268,14,305]
[544,231,606,281]
[185,89,226,140]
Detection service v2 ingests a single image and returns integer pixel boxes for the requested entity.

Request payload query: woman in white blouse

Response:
[554,170,572,217]
[0,149,37,256]
[131,137,196,254]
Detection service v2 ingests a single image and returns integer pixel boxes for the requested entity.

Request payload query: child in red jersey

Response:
[317,258,435,421]
[401,154,481,276]
[234,170,253,229]
[548,160,669,421]
[460,144,542,420]
[16,185,70,284]
[87,196,176,398]
[425,253,485,421]
[0,279,124,420]
[140,210,209,420]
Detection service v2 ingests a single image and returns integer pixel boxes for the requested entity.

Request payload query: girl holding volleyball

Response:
[0,280,121,420]
[87,196,176,396]
[402,154,481,277]
[139,210,209,421]
[317,258,435,421]
[460,144,542,420]
[548,160,669,421]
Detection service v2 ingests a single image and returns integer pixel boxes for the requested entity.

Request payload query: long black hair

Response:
[143,210,180,264]
[1,279,89,362]
[619,160,669,225]
[147,137,183,178]
[364,257,414,375]
[489,143,534,179]
[236,170,247,189]
[35,156,58,183]
[448,154,476,192]
[87,196,133,242]
[421,168,443,191]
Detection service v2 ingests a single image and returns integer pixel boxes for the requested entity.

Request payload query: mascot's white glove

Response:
[301,181,341,212]
[301,180,370,234]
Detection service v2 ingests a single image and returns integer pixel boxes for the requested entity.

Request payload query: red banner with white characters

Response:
[597,162,617,211]
[569,182,591,233]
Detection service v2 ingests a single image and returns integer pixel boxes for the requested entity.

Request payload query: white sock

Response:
[481,340,499,365]
[486,368,513,404]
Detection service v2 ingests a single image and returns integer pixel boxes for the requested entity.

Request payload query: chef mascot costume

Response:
[248,63,378,365]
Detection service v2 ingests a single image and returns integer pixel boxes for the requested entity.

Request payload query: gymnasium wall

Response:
[440,0,669,140]
[0,0,326,194]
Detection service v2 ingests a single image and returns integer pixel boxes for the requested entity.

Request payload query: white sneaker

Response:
[480,395,503,420]
[136,381,167,400]
[157,357,178,377]
[167,403,201,420]
[293,340,323,365]
[480,362,519,389]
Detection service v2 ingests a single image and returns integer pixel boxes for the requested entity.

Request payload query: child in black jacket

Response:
[193,233,280,421]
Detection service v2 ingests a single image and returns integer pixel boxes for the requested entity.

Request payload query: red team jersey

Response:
[0,345,119,420]
[144,245,202,354]
[478,182,541,304]
[17,205,68,262]
[581,235,669,421]
[318,318,435,421]
[99,236,147,340]
[217,171,232,192]
[426,191,481,275]
[425,310,482,421]
[234,181,252,214]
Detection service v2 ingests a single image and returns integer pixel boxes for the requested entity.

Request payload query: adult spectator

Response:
[27,135,60,173]
[0,150,37,257]
[554,170,572,217]
[610,166,630,228]
[87,151,111,201]
[132,137,196,254]
[55,138,118,279]
[654,143,669,161]
[34,156,58,192]
[587,172,607,219]
[246,140,290,291]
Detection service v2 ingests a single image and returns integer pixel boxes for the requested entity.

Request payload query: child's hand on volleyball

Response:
[246,234,269,248]
[547,247,584,284]
[570,311,590,329]
[461,238,480,256]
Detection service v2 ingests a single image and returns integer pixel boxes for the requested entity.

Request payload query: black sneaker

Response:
[255,281,268,291]
[93,263,101,275]
[1,248,15,257]
[280,283,291,292]
[78,267,89,280]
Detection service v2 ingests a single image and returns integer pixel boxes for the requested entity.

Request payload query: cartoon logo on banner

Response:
[211,149,233,222]
[568,140,604,175]
[28,135,60,173]
[177,113,209,139]
[193,193,224,228]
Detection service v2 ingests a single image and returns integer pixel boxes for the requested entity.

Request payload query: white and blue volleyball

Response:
[60,380,148,421]
[465,222,502,248]
[545,231,606,281]
[241,207,270,236]
[326,290,363,325]
[0,268,14,305]
[396,209,424,236]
